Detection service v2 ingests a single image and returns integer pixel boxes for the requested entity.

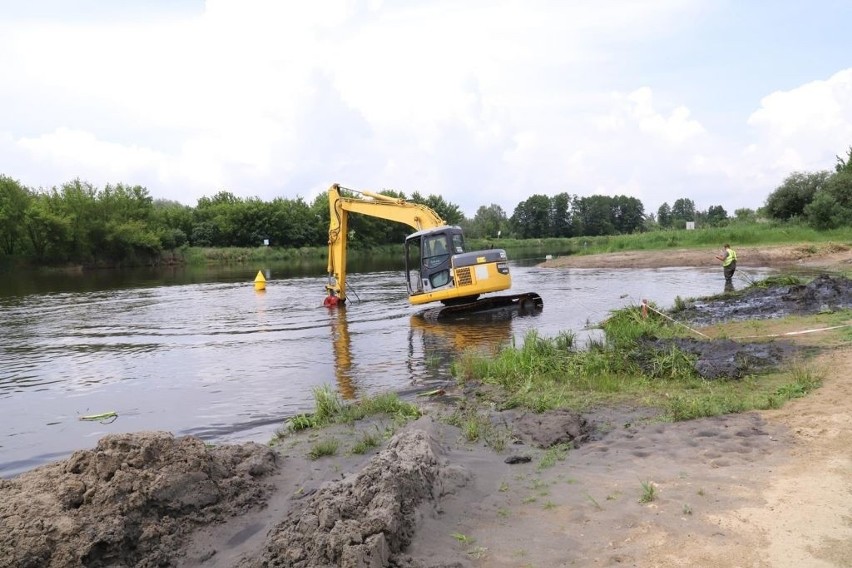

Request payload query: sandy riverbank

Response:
[541,242,851,271]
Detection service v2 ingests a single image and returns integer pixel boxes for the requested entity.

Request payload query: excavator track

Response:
[419,292,543,321]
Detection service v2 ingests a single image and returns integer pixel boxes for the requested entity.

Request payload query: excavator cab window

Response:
[405,232,455,294]
[423,234,451,290]
[405,238,422,294]
[424,235,450,269]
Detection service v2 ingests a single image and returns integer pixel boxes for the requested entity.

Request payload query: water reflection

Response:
[331,307,356,399]
[406,308,532,384]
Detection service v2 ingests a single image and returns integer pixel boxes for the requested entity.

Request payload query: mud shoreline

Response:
[1,248,851,567]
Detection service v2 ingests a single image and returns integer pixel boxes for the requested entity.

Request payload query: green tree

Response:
[101,219,162,261]
[835,147,852,174]
[611,195,645,234]
[572,195,615,236]
[0,175,31,254]
[705,205,728,227]
[550,193,573,237]
[469,203,508,239]
[193,191,242,246]
[190,221,220,247]
[805,171,852,229]
[152,199,193,249]
[670,198,696,226]
[55,178,99,258]
[95,183,161,260]
[764,171,830,221]
[410,191,465,225]
[511,194,552,238]
[24,193,71,259]
[275,196,325,247]
[734,208,756,222]
[657,202,672,228]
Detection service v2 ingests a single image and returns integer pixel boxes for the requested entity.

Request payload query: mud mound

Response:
[783,273,852,309]
[0,431,277,568]
[511,409,591,448]
[640,338,797,380]
[679,274,852,326]
[245,427,467,568]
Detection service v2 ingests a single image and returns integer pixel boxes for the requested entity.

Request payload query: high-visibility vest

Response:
[723,248,737,266]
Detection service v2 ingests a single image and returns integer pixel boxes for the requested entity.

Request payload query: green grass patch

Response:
[742,274,804,289]
[276,385,421,439]
[444,405,510,451]
[351,431,381,455]
[663,364,822,421]
[308,437,340,459]
[452,299,830,421]
[538,443,570,470]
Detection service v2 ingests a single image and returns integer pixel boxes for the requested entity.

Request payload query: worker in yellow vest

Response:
[715,243,737,283]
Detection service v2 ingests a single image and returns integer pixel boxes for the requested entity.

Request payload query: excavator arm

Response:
[326,183,445,302]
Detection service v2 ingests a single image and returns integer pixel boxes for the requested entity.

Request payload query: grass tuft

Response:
[308,438,339,460]
[638,479,657,503]
[445,405,510,451]
[277,386,421,440]
[538,443,570,470]
[351,431,381,455]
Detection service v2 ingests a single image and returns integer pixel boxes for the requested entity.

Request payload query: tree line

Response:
[3,153,845,266]
[761,147,852,229]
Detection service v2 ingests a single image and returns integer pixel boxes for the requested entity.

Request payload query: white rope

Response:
[641,299,710,339]
[731,324,852,339]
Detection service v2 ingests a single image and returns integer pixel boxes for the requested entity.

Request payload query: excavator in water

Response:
[324,184,542,318]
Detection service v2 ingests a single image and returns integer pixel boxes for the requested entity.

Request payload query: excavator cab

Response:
[405,228,461,294]
[404,227,512,306]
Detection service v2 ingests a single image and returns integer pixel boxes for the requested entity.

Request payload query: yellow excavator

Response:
[324,183,542,318]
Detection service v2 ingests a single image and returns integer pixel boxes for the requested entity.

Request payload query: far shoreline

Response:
[540,242,851,271]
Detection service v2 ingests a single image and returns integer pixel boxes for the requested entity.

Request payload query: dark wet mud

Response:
[639,337,799,380]
[676,274,852,326]
[637,276,850,380]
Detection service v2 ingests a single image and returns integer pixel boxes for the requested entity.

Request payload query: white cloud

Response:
[15,128,166,188]
[746,69,852,175]
[1,1,851,219]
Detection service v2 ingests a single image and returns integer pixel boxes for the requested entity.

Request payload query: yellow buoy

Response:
[254,270,266,291]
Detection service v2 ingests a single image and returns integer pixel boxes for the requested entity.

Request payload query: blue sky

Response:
[1,0,851,218]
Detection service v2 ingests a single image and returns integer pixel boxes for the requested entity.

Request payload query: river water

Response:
[0,258,774,477]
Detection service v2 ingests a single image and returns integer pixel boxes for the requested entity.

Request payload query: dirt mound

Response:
[0,431,278,568]
[678,274,852,326]
[510,409,591,448]
[243,426,468,568]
